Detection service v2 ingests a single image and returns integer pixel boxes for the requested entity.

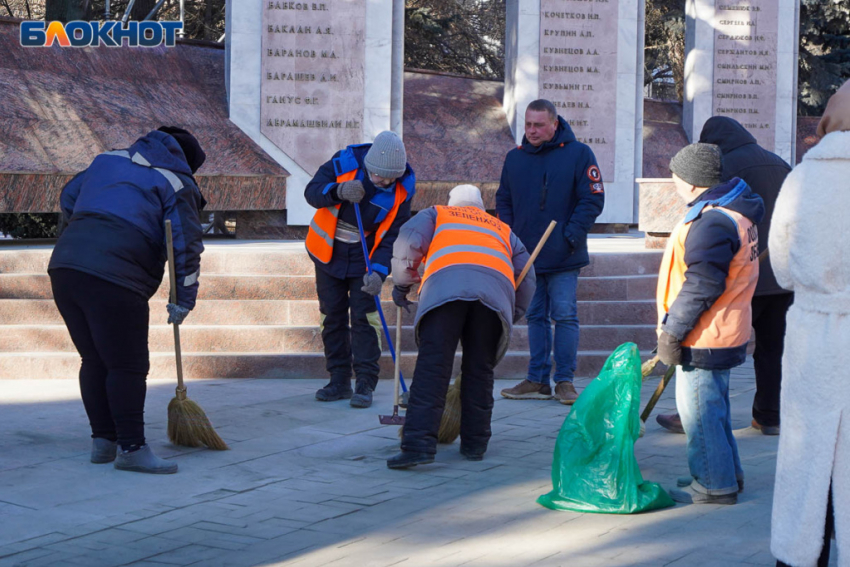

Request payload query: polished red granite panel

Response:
[403,71,516,184]
[0,17,287,213]
[637,178,687,235]
[796,116,821,164]
[0,119,55,172]
[642,99,689,179]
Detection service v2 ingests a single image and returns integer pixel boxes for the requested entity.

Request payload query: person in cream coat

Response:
[769,82,849,567]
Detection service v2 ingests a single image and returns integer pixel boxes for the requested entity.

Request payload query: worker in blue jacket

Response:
[496,99,605,405]
[48,127,206,475]
[304,131,415,409]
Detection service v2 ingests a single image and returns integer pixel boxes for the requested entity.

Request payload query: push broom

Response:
[351,204,409,414]
[165,220,229,450]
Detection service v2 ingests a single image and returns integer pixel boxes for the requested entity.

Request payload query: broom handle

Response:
[516,220,557,289]
[640,364,676,423]
[164,220,186,393]
[393,306,402,408]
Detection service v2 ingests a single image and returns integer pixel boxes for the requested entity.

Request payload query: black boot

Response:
[350,380,374,408]
[460,446,486,461]
[316,379,353,402]
[387,451,435,469]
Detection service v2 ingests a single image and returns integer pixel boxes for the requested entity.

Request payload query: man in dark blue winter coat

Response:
[304,131,415,409]
[48,127,206,475]
[656,117,793,436]
[497,99,604,404]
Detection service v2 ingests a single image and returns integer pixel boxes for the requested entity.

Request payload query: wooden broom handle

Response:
[164,220,186,393]
[516,220,557,289]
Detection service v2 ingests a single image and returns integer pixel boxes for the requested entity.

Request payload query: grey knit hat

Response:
[669,143,722,188]
[364,131,407,179]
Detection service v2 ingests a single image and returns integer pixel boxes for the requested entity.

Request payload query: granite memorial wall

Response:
[683,0,799,163]
[505,0,645,224]
[225,0,393,225]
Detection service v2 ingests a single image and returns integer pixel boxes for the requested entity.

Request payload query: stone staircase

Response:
[0,241,663,380]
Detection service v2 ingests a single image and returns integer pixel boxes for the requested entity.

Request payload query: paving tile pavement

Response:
[0,359,837,566]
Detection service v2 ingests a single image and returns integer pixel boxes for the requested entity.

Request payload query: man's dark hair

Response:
[527,99,558,121]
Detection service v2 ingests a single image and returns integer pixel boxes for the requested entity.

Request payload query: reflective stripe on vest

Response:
[306,168,408,264]
[420,206,515,289]
[102,150,184,193]
[656,204,759,349]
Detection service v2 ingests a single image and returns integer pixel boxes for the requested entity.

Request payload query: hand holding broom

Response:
[165,220,228,450]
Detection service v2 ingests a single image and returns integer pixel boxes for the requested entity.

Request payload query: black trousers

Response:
[402,300,502,455]
[50,269,150,446]
[751,293,793,427]
[315,267,381,389]
[777,488,833,567]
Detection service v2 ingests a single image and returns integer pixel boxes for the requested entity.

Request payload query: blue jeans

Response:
[676,365,743,495]
[525,270,580,385]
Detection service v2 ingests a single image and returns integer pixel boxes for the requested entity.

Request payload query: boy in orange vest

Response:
[658,143,764,504]
[304,131,415,409]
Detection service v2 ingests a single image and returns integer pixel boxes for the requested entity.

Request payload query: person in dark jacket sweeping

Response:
[387,185,536,469]
[496,99,604,404]
[656,117,792,436]
[305,131,415,409]
[48,127,207,474]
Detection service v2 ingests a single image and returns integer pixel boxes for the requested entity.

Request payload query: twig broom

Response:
[165,220,229,450]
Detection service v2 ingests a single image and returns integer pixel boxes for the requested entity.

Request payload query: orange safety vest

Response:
[420,206,515,290]
[305,169,408,264]
[656,205,759,349]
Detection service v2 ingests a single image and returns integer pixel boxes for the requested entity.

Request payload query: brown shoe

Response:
[554,382,579,405]
[500,380,552,400]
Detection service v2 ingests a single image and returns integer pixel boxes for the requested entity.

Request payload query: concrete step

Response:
[0,324,658,354]
[0,350,663,380]
[0,245,662,278]
[0,299,658,327]
[0,273,658,302]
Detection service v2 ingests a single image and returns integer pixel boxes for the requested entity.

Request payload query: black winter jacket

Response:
[48,132,206,309]
[495,117,604,274]
[699,117,792,296]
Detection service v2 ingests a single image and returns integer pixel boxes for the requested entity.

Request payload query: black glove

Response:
[392,285,414,312]
[337,180,365,203]
[657,331,682,367]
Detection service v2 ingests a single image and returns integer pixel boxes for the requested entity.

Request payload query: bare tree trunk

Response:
[204,0,212,39]
[45,0,90,21]
[129,0,156,19]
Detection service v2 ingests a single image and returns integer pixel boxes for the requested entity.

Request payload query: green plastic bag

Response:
[537,343,674,514]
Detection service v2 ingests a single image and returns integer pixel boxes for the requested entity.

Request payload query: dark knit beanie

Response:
[669,143,722,188]
[158,126,206,173]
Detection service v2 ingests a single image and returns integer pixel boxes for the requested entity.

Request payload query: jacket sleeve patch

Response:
[587,165,604,193]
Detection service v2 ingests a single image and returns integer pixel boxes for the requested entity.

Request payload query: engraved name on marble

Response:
[261,0,366,173]
[712,0,778,149]
[538,0,619,178]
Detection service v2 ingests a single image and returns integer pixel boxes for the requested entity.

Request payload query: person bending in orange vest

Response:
[386,185,536,469]
[305,131,415,409]
[658,143,764,505]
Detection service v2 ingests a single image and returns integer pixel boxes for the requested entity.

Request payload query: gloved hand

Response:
[392,285,414,312]
[657,331,682,366]
[337,180,365,203]
[361,272,383,296]
[166,303,190,325]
